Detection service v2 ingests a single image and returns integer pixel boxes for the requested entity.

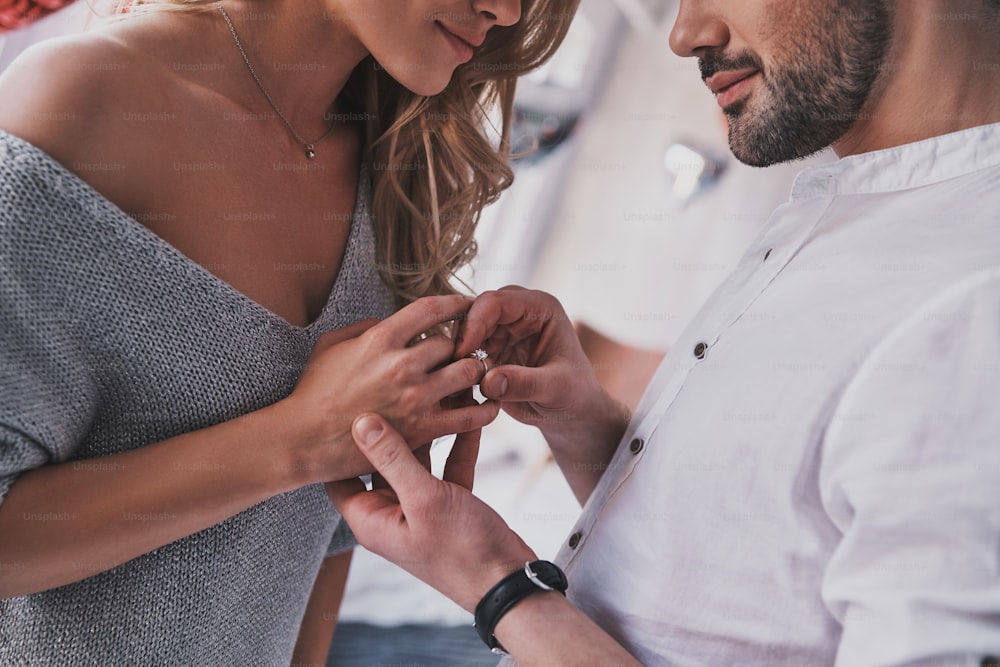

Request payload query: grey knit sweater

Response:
[0,130,397,665]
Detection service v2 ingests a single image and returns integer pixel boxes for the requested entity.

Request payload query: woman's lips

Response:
[436,22,476,63]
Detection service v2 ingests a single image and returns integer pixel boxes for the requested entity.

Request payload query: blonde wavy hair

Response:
[118,0,579,303]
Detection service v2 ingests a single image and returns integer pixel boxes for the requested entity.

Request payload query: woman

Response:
[0,0,577,663]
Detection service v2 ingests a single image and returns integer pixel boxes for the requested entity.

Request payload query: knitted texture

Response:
[0,130,398,665]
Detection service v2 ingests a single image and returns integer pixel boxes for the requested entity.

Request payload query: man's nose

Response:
[670,0,730,57]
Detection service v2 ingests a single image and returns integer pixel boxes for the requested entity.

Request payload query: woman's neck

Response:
[215,0,369,133]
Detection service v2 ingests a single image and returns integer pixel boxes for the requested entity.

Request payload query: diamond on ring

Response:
[468,348,489,377]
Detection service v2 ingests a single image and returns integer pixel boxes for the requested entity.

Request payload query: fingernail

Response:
[495,373,509,398]
[354,415,384,445]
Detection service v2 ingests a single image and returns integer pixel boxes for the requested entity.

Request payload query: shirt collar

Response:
[791,121,1000,198]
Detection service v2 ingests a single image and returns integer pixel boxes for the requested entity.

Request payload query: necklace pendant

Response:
[305,145,316,160]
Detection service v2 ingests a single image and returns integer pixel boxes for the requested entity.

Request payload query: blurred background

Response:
[0,0,832,664]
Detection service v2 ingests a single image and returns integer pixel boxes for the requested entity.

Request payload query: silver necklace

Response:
[219,4,336,159]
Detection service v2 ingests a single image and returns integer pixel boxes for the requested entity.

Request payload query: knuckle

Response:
[522,373,538,399]
[397,385,422,410]
[364,324,391,349]
[474,290,500,311]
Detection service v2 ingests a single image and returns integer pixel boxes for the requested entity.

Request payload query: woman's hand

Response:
[326,413,535,613]
[453,287,630,503]
[282,294,501,482]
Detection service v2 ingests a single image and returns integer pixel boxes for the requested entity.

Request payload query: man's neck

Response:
[833,0,1000,158]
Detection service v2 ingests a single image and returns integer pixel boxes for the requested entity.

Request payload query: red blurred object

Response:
[0,0,76,32]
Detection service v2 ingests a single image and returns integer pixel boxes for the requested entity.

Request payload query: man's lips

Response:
[705,68,760,108]
[705,68,759,94]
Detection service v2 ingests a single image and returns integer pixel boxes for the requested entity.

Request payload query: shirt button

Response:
[629,437,644,454]
[693,341,708,359]
[763,248,773,262]
[568,531,583,549]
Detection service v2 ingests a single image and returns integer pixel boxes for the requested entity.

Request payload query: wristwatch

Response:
[474,560,568,654]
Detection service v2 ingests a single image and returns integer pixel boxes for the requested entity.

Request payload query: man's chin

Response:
[725,119,785,168]
[729,141,828,168]
[727,115,835,167]
[722,103,786,167]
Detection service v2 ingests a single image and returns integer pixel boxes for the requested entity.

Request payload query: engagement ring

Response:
[468,348,489,375]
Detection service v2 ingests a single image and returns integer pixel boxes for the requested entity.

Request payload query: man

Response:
[331,0,1000,664]
[533,13,834,411]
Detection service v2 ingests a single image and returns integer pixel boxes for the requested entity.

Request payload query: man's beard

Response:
[699,1,893,167]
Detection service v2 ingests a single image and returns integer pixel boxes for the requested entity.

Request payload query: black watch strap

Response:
[474,560,568,654]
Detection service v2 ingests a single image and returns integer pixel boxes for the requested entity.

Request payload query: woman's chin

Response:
[394,71,454,98]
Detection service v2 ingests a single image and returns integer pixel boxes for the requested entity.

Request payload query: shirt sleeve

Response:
[326,516,357,556]
[820,271,1000,667]
[0,180,101,506]
[0,286,100,506]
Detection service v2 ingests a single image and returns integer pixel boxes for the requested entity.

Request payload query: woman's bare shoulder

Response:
[0,13,205,166]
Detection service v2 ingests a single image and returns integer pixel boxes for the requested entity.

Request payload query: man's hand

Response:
[453,287,606,424]
[454,287,631,503]
[327,414,643,667]
[326,414,536,613]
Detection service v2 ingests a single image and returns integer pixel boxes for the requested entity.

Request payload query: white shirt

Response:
[523,124,1000,666]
